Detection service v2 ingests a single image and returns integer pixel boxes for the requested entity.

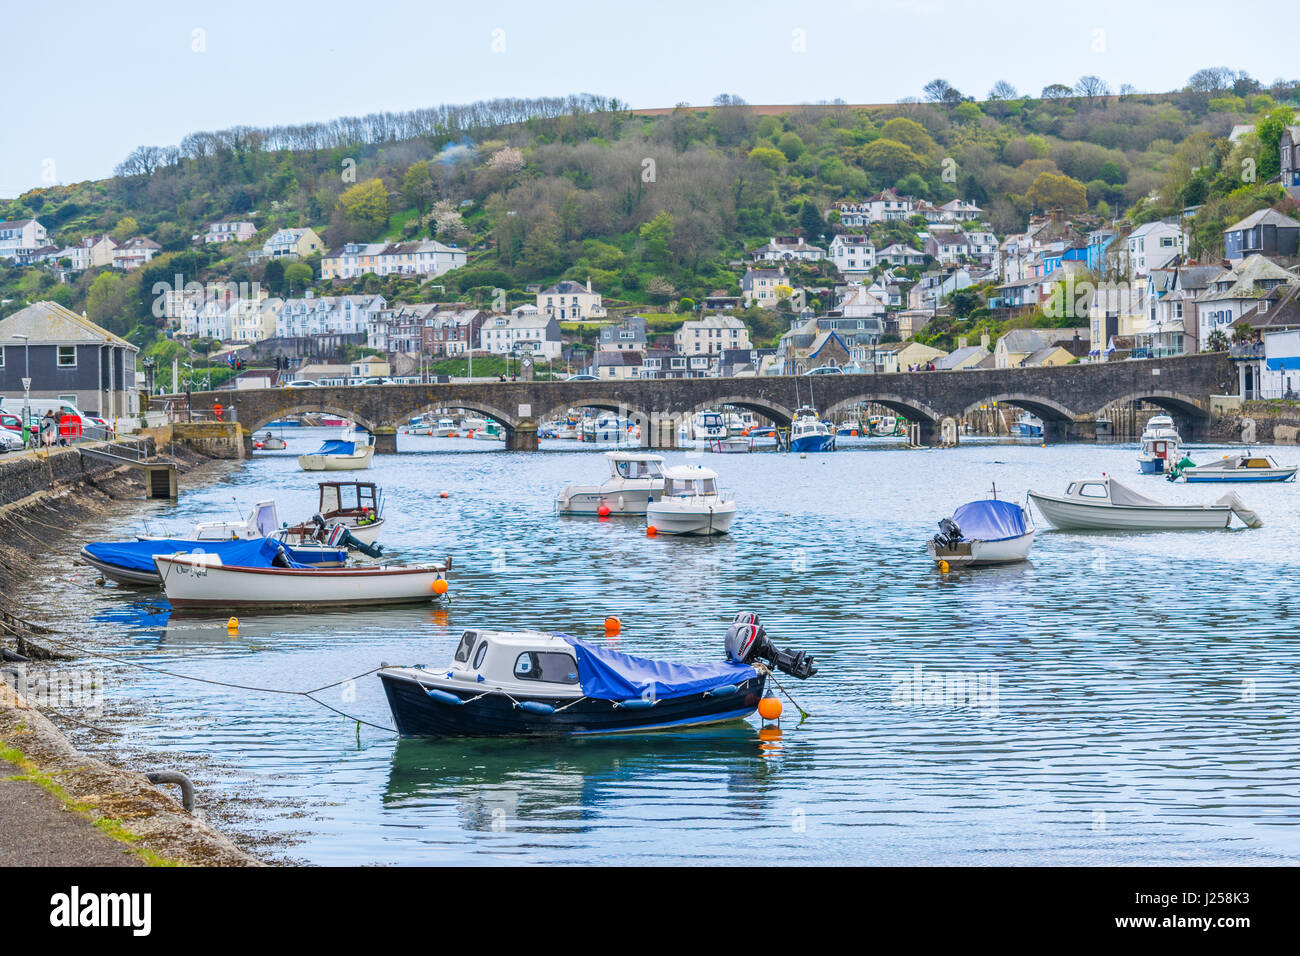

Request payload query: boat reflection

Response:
[383,723,797,832]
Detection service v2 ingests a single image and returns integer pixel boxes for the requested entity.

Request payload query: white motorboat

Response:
[154,544,450,611]
[141,499,279,542]
[692,411,728,441]
[298,435,375,471]
[708,436,754,454]
[646,465,736,536]
[582,415,638,444]
[1137,414,1181,474]
[430,418,458,437]
[555,452,665,516]
[554,423,580,440]
[1168,452,1297,483]
[927,497,1035,566]
[281,481,386,546]
[1028,476,1262,531]
[789,407,835,453]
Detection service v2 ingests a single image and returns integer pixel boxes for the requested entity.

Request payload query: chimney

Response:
[980,331,990,350]
[958,336,968,349]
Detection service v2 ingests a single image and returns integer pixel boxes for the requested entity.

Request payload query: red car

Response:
[0,412,23,433]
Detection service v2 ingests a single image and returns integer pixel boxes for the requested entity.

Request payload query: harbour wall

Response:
[1207,400,1300,444]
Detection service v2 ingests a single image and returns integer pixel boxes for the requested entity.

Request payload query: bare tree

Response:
[987,81,1018,101]
[1075,75,1111,103]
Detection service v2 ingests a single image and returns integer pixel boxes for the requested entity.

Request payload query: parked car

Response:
[0,428,24,451]
[566,374,599,381]
[804,365,844,375]
[0,412,23,432]
[282,380,319,388]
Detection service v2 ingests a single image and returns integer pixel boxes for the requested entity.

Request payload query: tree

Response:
[1205,328,1229,352]
[1075,75,1110,102]
[112,216,139,242]
[923,78,961,105]
[262,257,285,295]
[748,146,785,170]
[1025,171,1087,213]
[337,178,389,240]
[713,94,747,106]
[857,139,926,182]
[283,262,313,294]
[878,117,938,158]
[777,131,805,161]
[988,81,1018,101]
[402,160,434,219]
[1041,84,1074,99]
[639,211,675,267]
[1256,106,1294,181]
[799,200,824,240]
[1187,67,1236,94]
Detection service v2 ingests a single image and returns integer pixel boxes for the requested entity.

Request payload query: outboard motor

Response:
[932,517,962,552]
[724,612,817,679]
[326,523,384,558]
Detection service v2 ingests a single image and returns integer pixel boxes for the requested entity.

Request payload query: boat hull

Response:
[646,501,737,535]
[790,434,835,453]
[1137,457,1167,475]
[298,445,374,471]
[379,670,766,737]
[1028,493,1232,531]
[155,557,446,610]
[555,487,659,516]
[927,531,1035,566]
[1182,467,1297,483]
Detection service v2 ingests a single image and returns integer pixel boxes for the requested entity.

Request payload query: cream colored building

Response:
[674,315,752,355]
[538,279,606,321]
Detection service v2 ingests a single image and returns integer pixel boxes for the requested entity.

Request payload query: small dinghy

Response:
[281,481,386,546]
[298,435,375,471]
[81,537,347,586]
[928,496,1035,567]
[1028,476,1263,531]
[378,611,816,737]
[254,431,287,450]
[154,539,450,611]
[555,452,665,516]
[1167,453,1297,483]
[646,464,736,535]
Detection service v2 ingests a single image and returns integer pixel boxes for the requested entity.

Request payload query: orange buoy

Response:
[645,525,657,537]
[439,490,450,498]
[758,696,783,721]
[597,504,611,517]
[604,616,621,635]
[432,578,449,595]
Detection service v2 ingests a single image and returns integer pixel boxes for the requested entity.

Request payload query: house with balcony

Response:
[1195,255,1298,349]
[259,227,324,261]
[479,306,563,359]
[204,221,257,244]
[0,219,47,261]
[537,279,606,321]
[829,235,875,276]
[751,236,826,262]
[112,237,161,270]
[674,315,751,356]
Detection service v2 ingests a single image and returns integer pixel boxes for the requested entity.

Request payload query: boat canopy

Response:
[83,537,344,574]
[560,636,757,701]
[1104,477,1164,506]
[951,499,1028,542]
[315,440,356,456]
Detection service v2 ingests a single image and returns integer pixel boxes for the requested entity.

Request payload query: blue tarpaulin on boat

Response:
[315,440,356,455]
[560,636,758,701]
[82,537,344,574]
[952,499,1028,542]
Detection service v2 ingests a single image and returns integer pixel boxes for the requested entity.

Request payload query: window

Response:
[57,346,76,367]
[0,346,4,367]
[453,631,477,662]
[473,641,489,669]
[1078,483,1108,498]
[513,652,579,684]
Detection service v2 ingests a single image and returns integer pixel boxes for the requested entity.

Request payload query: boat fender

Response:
[425,688,466,706]
[518,700,556,715]
[615,698,656,710]
[703,684,738,698]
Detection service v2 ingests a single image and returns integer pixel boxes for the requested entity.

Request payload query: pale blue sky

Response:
[2,0,1291,197]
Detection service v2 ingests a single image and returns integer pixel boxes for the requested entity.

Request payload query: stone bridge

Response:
[174,352,1235,455]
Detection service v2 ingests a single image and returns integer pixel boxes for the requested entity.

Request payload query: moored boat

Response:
[254,431,288,450]
[281,481,386,546]
[1137,414,1182,474]
[789,406,835,453]
[378,611,815,737]
[154,541,450,611]
[1028,476,1263,531]
[81,537,348,586]
[928,497,1035,567]
[1011,411,1044,438]
[298,435,375,471]
[646,464,736,535]
[1168,452,1297,483]
[555,452,665,516]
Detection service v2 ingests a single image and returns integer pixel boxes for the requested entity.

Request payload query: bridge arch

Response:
[684,395,799,427]
[959,393,1079,422]
[1101,390,1209,419]
[822,392,945,425]
[385,399,519,430]
[535,396,658,432]
[243,402,380,436]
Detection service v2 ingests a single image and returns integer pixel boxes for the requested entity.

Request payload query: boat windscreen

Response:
[951,499,1027,542]
[254,502,277,536]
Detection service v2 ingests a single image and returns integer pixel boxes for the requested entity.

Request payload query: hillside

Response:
[3,73,1299,356]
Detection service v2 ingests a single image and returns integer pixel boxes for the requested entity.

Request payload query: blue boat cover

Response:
[952,499,1028,543]
[315,440,356,455]
[83,537,345,574]
[560,636,758,701]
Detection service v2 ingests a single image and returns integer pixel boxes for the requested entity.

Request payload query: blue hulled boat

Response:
[80,537,348,586]
[379,612,816,737]
[788,406,835,453]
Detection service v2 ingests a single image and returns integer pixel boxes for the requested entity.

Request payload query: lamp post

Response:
[11,334,30,446]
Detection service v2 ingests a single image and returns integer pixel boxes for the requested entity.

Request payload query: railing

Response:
[1228,343,1266,359]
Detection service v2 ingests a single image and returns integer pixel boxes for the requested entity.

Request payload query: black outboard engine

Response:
[932,517,962,552]
[724,612,817,679]
[333,526,384,559]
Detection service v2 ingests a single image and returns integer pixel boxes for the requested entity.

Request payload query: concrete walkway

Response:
[0,760,145,866]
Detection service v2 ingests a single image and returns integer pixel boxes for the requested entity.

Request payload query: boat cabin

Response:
[1061,477,1161,506]
[605,451,664,480]
[448,630,582,692]
[318,481,382,520]
[661,464,720,497]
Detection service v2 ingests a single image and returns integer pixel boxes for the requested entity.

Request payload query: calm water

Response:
[45,429,1300,864]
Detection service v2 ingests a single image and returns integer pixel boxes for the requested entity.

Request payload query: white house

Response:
[1261,329,1300,399]
[876,243,926,266]
[537,279,606,321]
[1125,220,1187,277]
[674,315,752,355]
[829,191,915,227]
[829,235,875,275]
[478,306,563,359]
[940,199,983,222]
[751,236,826,262]
[1194,255,1298,347]
[0,219,48,261]
[228,297,282,343]
[205,221,257,244]
[112,237,161,270]
[276,292,386,338]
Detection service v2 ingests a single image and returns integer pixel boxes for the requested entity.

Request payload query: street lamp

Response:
[11,334,30,446]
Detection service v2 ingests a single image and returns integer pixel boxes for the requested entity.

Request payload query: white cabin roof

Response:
[604,451,664,463]
[662,464,719,480]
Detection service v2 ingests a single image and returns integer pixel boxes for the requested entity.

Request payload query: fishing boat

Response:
[469,420,505,441]
[646,464,736,535]
[555,452,665,516]
[1027,476,1263,531]
[691,411,728,442]
[430,418,458,437]
[708,436,754,454]
[553,422,580,440]
[1011,411,1044,438]
[836,421,864,438]
[1167,452,1298,483]
[1137,414,1182,474]
[81,537,347,587]
[377,611,815,737]
[253,431,288,450]
[789,406,835,453]
[928,496,1035,567]
[281,481,386,546]
[154,540,450,611]
[298,435,375,471]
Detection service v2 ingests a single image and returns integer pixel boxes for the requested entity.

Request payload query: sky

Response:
[2,0,1294,198]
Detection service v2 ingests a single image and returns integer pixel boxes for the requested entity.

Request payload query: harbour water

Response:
[48,432,1300,864]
